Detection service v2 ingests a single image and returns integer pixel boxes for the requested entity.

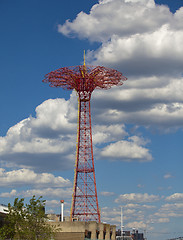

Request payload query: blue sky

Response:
[0,0,183,239]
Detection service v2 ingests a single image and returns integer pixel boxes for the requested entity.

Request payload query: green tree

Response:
[0,196,54,240]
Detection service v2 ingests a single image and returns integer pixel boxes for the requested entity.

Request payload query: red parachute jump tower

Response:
[43,54,127,222]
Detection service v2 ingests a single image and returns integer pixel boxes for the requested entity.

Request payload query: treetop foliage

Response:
[0,195,54,240]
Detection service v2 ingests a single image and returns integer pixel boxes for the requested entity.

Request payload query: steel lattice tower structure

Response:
[43,59,127,222]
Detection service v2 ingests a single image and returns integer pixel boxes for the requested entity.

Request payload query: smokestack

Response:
[60,200,64,222]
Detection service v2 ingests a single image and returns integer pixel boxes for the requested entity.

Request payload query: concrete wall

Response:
[50,221,87,233]
[49,221,116,240]
[54,232,85,240]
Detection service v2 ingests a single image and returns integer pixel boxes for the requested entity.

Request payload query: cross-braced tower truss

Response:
[43,64,127,222]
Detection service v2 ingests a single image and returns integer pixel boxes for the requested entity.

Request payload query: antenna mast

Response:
[121,207,124,238]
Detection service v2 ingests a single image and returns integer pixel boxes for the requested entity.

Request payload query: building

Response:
[49,221,116,240]
[0,204,8,228]
[116,229,145,240]
[131,229,145,240]
[46,214,116,240]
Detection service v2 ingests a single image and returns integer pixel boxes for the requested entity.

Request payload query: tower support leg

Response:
[71,99,100,222]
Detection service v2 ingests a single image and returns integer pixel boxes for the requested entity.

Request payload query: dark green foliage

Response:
[0,196,54,240]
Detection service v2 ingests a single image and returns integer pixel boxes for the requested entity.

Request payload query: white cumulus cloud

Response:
[58,0,172,42]
[58,0,183,131]
[164,173,174,179]
[100,136,152,162]
[0,168,71,187]
[125,220,147,229]
[165,193,183,202]
[100,191,115,196]
[115,193,160,203]
[154,202,183,218]
[0,187,73,199]
[0,96,77,171]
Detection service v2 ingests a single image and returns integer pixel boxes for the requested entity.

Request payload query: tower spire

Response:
[83,50,86,66]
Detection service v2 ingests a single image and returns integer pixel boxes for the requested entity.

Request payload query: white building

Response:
[0,204,8,214]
